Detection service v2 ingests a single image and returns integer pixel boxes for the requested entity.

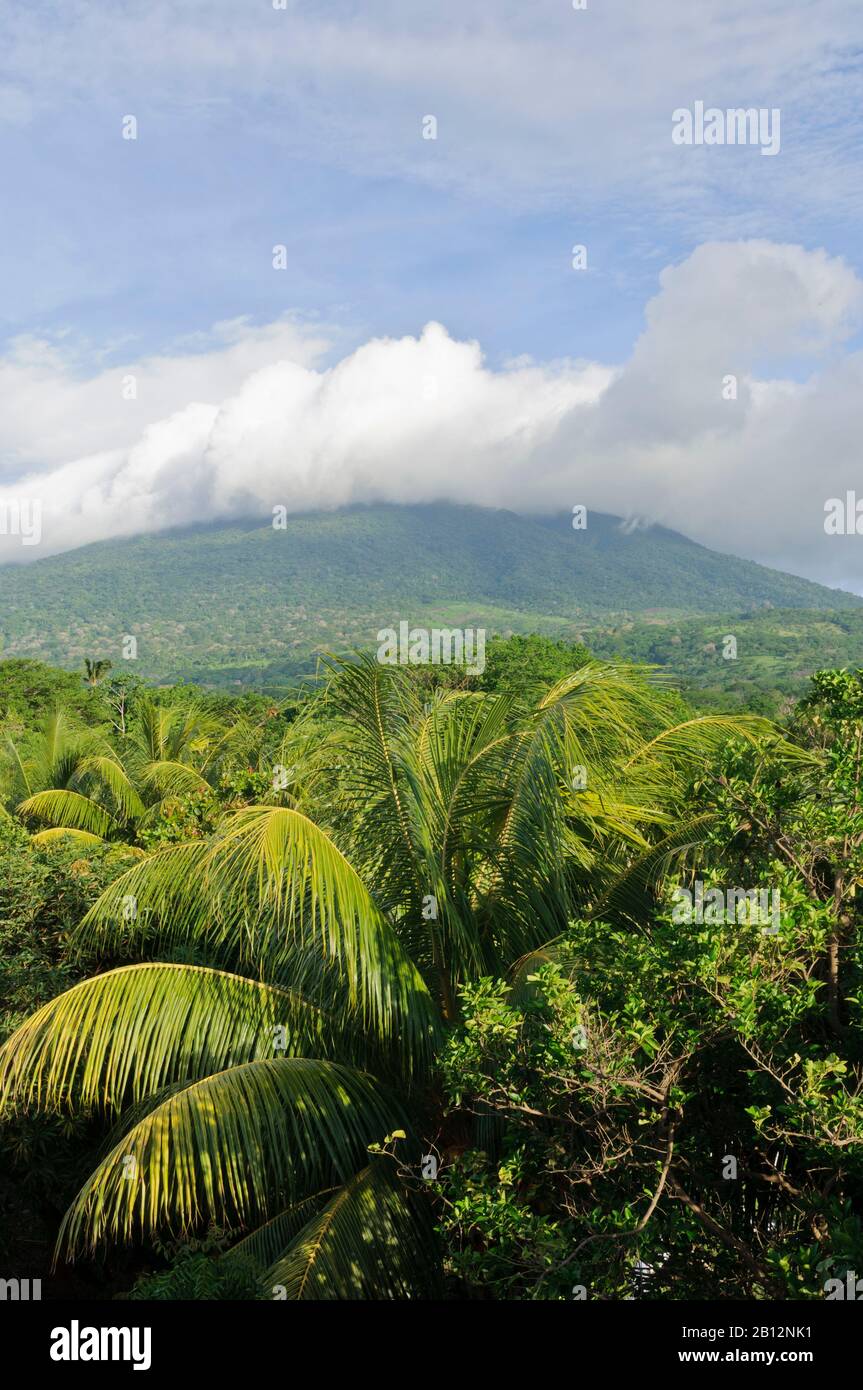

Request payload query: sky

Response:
[1,0,862,590]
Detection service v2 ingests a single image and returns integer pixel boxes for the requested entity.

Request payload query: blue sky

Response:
[3,0,861,366]
[1,0,863,589]
[2,88,664,368]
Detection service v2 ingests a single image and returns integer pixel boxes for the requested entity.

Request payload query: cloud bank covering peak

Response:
[1,239,862,594]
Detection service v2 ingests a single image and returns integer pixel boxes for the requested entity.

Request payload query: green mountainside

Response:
[0,502,860,691]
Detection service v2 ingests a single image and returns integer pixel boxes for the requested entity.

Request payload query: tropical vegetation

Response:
[0,640,861,1299]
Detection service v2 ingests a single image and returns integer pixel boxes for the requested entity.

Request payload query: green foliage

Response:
[124,1229,263,1301]
[0,828,139,1266]
[0,659,107,725]
[434,677,863,1300]
[0,828,136,1040]
[589,609,863,715]
[1,651,862,1302]
[437,909,863,1300]
[126,1251,264,1300]
[477,634,591,695]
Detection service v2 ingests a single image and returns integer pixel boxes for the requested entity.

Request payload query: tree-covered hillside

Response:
[589,608,863,714]
[0,504,858,683]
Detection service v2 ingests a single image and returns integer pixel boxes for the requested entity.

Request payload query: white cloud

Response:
[0,317,608,557]
[0,316,331,477]
[1,240,862,595]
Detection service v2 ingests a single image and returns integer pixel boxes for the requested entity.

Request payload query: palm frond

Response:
[54,1058,401,1258]
[78,755,147,820]
[30,826,105,847]
[264,1162,438,1299]
[0,963,346,1114]
[623,713,777,774]
[17,789,116,838]
[590,812,717,922]
[222,1193,333,1271]
[77,810,440,1069]
[142,760,212,796]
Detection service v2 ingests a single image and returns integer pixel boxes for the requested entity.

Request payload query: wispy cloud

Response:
[4,0,862,228]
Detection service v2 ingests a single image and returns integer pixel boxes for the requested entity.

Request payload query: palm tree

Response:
[0,707,140,849]
[2,695,273,848]
[83,658,113,689]
[0,658,780,1296]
